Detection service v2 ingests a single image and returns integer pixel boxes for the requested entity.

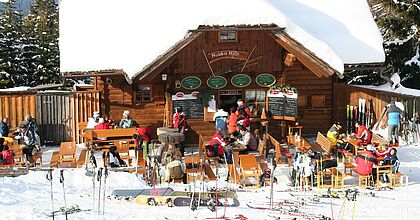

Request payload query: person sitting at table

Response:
[380,148,399,183]
[87,111,100,129]
[95,118,110,130]
[353,123,372,146]
[118,110,133,128]
[103,114,114,128]
[233,125,256,153]
[0,145,14,165]
[213,107,228,132]
[236,99,251,116]
[355,144,378,185]
[207,129,233,163]
[327,121,355,155]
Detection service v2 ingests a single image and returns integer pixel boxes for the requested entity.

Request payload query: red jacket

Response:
[173,113,187,134]
[227,113,238,133]
[209,133,226,156]
[355,151,377,175]
[356,125,371,145]
[134,127,153,147]
[95,123,109,130]
[2,150,14,164]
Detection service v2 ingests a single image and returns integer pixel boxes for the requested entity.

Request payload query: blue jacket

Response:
[387,104,403,126]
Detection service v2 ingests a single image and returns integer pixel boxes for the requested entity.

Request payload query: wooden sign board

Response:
[172,93,204,118]
[266,90,297,121]
[207,50,249,63]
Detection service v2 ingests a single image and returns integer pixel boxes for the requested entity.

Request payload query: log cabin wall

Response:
[333,83,420,132]
[284,62,334,135]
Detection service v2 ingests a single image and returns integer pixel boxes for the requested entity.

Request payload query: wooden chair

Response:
[331,167,345,189]
[344,162,355,176]
[76,149,88,168]
[59,142,77,164]
[184,156,201,183]
[50,151,60,168]
[228,164,241,184]
[358,174,373,188]
[316,159,334,188]
[29,152,43,167]
[10,144,25,166]
[315,132,333,156]
[393,172,408,187]
[115,140,131,166]
[239,154,261,188]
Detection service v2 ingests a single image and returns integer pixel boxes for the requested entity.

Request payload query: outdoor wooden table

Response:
[232,144,247,168]
[344,137,359,147]
[287,135,311,151]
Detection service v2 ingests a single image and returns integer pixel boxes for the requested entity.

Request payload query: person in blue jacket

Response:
[387,101,404,143]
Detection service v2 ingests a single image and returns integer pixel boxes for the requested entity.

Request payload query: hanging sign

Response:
[207,50,249,63]
[207,76,227,89]
[267,89,298,121]
[256,73,276,87]
[181,76,202,90]
[231,74,251,88]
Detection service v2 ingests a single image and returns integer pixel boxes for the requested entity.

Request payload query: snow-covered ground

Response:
[1,143,420,220]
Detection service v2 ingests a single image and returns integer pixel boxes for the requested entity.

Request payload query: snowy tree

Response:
[0,0,24,88]
[369,0,420,88]
[22,0,59,86]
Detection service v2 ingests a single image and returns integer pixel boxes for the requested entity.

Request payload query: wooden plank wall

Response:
[285,64,333,135]
[0,93,37,131]
[72,91,100,144]
[333,83,419,131]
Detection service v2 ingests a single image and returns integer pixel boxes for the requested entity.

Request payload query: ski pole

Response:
[59,170,68,220]
[92,165,96,212]
[103,166,108,215]
[46,169,55,220]
[97,167,103,216]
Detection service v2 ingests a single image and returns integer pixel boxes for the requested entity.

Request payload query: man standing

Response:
[0,118,9,137]
[387,101,404,143]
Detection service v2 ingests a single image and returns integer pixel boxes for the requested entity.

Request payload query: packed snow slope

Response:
[1,143,419,219]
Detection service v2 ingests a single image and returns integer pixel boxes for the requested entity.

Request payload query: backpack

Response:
[215,116,227,131]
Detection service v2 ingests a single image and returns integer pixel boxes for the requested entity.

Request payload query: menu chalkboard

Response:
[268,97,285,117]
[284,98,297,117]
[172,99,204,118]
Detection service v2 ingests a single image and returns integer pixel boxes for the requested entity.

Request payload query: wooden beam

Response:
[269,31,338,78]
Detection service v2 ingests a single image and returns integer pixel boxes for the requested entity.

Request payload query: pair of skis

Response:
[46,169,90,219]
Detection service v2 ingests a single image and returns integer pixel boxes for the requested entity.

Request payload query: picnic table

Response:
[287,135,311,151]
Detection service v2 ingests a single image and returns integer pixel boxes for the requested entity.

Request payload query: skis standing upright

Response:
[347,105,351,135]
[59,170,68,220]
[97,168,103,216]
[46,169,55,220]
[102,166,109,215]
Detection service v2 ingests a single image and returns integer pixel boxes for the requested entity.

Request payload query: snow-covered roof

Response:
[59,0,385,80]
[354,74,420,97]
[0,86,32,92]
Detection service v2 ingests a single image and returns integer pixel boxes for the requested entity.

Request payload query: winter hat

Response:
[25,115,32,121]
[93,111,100,118]
[98,118,105,123]
[366,144,375,152]
[123,110,130,117]
[237,99,243,106]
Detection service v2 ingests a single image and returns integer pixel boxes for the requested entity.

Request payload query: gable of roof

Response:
[60,0,385,81]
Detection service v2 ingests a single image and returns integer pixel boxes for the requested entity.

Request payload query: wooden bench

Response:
[312,132,333,157]
[50,151,60,168]
[84,128,136,149]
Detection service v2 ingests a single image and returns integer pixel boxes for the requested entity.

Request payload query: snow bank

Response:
[60,0,385,79]
[354,73,420,97]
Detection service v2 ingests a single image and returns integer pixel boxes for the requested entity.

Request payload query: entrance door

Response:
[218,90,242,112]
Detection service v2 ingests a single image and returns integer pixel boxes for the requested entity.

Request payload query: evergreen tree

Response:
[22,0,59,86]
[0,0,24,88]
[369,0,420,88]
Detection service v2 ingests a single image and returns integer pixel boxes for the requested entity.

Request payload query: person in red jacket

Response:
[227,107,238,134]
[1,145,14,165]
[133,127,152,148]
[354,123,372,146]
[173,107,187,156]
[95,118,109,130]
[355,144,378,184]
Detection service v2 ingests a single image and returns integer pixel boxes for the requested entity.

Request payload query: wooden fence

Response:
[0,90,100,145]
[333,83,420,131]
[0,92,37,130]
